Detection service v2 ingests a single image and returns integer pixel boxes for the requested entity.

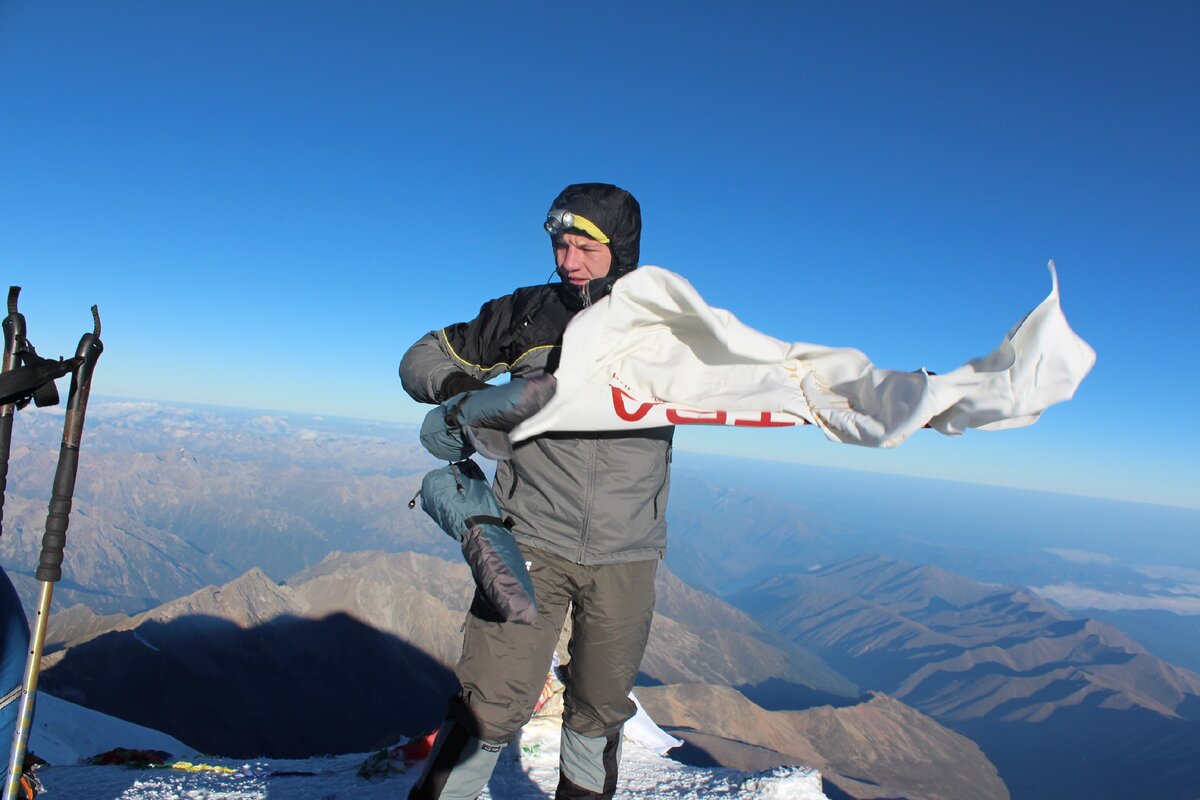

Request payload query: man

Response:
[400,183,673,800]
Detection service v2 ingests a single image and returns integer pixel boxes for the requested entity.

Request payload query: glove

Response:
[420,375,557,462]
[439,371,489,402]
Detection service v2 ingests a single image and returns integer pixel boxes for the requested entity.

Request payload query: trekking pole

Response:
[0,289,33,796]
[3,306,102,800]
[0,288,28,537]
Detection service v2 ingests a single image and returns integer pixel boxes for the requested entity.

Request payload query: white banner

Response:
[511,262,1095,448]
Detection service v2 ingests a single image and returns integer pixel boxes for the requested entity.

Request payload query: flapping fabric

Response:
[420,460,538,624]
[511,262,1095,447]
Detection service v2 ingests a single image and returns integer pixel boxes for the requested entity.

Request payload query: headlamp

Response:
[544,209,610,243]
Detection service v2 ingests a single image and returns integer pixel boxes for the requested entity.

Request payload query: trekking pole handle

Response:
[1,287,25,537]
[62,309,102,448]
[35,309,103,583]
[2,287,24,377]
[36,453,77,583]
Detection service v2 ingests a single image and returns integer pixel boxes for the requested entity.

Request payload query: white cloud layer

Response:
[1033,582,1200,614]
[1045,548,1118,565]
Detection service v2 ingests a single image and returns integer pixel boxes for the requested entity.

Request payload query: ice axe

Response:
[3,298,102,800]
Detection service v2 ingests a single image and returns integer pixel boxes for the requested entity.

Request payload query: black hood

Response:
[546,183,641,275]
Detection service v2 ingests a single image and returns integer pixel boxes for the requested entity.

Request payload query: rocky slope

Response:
[638,683,1008,800]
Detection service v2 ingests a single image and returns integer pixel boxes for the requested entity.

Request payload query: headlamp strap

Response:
[544,209,610,244]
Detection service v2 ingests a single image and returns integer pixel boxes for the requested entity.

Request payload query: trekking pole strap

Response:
[2,285,68,410]
[0,358,75,409]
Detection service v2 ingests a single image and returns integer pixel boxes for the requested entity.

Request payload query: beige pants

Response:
[409,545,657,800]
[456,544,658,742]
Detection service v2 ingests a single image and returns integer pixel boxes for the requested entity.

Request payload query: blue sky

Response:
[1,1,1197,509]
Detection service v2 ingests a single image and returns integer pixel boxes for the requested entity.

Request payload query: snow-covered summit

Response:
[27,691,828,799]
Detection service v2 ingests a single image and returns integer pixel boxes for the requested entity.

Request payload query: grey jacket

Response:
[400,282,673,565]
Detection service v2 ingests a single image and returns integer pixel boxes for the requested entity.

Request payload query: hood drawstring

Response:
[549,268,593,307]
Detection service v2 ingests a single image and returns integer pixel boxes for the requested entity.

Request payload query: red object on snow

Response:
[400,732,438,766]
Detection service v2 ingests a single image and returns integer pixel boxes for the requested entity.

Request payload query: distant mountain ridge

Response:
[643,567,851,694]
[2,490,234,613]
[734,554,1200,799]
[662,476,832,593]
[2,402,454,613]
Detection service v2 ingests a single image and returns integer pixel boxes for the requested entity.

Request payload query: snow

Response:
[132,632,160,652]
[625,694,683,755]
[27,692,192,767]
[26,692,828,799]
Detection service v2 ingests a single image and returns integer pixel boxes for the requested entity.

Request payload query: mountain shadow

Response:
[957,694,1200,800]
[40,612,457,758]
[734,678,863,712]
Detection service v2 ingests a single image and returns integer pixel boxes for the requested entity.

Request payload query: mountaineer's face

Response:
[554,232,612,286]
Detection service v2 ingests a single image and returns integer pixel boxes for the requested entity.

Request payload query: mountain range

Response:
[6,400,1200,799]
[41,552,853,750]
[733,554,1200,799]
[41,551,997,800]
[1,402,455,613]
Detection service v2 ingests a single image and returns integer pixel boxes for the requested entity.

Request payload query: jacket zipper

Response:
[577,439,599,563]
[506,461,520,499]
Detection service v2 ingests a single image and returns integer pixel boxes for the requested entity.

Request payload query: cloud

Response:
[1045,548,1118,566]
[93,401,165,414]
[1134,565,1200,584]
[1032,582,1200,614]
